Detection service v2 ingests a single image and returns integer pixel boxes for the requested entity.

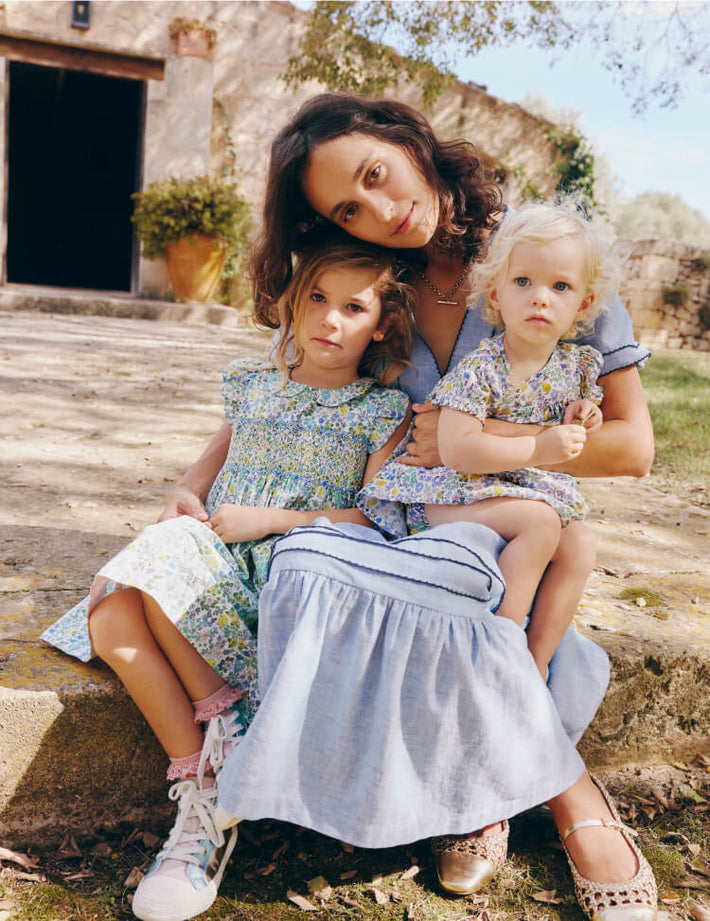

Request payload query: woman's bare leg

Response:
[548,771,638,881]
[89,588,223,758]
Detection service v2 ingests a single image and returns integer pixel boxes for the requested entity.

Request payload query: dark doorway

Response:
[6,61,143,291]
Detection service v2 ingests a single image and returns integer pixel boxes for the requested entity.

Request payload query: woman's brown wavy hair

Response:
[250,93,502,328]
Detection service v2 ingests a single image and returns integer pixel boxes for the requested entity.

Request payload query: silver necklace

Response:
[415,263,469,306]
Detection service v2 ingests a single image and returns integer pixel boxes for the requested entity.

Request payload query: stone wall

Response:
[615,240,710,352]
[1,0,566,297]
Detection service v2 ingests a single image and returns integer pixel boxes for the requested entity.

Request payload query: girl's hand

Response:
[209,504,273,543]
[532,424,587,466]
[398,402,443,468]
[564,399,603,432]
[158,485,209,523]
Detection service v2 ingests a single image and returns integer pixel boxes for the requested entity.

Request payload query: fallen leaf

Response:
[257,863,277,876]
[287,890,318,911]
[272,840,290,860]
[340,870,358,880]
[689,901,710,921]
[124,867,144,888]
[370,887,390,905]
[58,832,82,858]
[91,842,113,858]
[307,876,333,901]
[340,841,355,854]
[660,890,680,904]
[400,865,420,880]
[338,895,360,908]
[532,889,564,904]
[142,831,160,848]
[0,846,40,871]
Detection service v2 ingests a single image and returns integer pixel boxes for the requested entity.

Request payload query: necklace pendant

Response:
[437,298,459,306]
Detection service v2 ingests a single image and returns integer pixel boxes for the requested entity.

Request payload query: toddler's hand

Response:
[209,505,271,543]
[532,424,587,466]
[398,402,442,468]
[564,399,603,432]
[158,485,209,523]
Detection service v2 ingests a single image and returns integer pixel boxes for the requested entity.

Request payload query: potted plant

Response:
[168,17,217,58]
[132,175,251,303]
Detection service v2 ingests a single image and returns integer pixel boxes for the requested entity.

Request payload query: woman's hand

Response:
[397,402,443,468]
[209,505,273,543]
[158,485,209,523]
[564,399,603,432]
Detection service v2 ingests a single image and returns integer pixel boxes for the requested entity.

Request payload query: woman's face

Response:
[302,133,440,250]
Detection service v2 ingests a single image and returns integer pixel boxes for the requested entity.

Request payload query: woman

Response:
[167,94,656,921]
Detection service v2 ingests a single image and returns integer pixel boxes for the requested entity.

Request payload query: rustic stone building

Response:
[0,0,566,299]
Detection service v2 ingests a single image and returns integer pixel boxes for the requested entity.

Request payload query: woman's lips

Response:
[393,204,415,236]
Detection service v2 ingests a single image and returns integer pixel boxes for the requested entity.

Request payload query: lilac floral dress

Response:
[40,360,409,718]
[357,334,603,538]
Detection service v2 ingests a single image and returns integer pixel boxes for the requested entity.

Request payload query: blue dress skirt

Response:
[217,519,603,849]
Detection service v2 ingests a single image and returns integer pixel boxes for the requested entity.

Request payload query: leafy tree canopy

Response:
[285,1,709,114]
[614,192,710,246]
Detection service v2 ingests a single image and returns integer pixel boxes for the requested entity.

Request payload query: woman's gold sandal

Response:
[432,820,509,896]
[561,779,657,921]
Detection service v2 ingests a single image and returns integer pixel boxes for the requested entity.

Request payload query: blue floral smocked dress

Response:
[357,334,604,538]
[40,360,409,718]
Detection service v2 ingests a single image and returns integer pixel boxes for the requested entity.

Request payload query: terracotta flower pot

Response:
[164,234,226,303]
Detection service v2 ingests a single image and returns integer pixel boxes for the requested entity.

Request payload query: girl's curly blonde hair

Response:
[273,241,415,386]
[473,198,618,339]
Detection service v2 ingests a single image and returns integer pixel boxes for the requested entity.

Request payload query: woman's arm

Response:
[544,366,653,477]
[158,422,232,522]
[454,366,654,478]
[209,411,413,544]
[438,408,586,474]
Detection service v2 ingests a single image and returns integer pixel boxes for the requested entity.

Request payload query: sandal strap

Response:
[562,817,637,843]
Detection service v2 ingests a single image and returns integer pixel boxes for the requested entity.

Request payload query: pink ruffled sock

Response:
[166,749,214,782]
[192,684,243,724]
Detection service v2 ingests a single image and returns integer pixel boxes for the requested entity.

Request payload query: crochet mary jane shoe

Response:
[561,779,657,921]
[432,820,509,896]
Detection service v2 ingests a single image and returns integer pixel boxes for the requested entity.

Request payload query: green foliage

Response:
[168,17,217,49]
[692,254,710,271]
[131,175,252,280]
[285,1,710,115]
[662,282,693,307]
[614,192,710,246]
[284,0,568,108]
[545,125,600,211]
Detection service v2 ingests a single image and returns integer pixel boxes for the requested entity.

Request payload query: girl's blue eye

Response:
[553,281,570,291]
[514,277,530,287]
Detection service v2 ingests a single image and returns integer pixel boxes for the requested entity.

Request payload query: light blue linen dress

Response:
[357,335,604,536]
[40,359,410,719]
[217,300,649,846]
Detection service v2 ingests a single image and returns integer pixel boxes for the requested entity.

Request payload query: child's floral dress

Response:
[357,334,603,539]
[41,359,409,718]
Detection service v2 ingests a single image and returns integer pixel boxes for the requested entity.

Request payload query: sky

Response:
[437,3,710,223]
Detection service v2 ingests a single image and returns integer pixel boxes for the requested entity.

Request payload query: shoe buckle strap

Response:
[561,817,636,843]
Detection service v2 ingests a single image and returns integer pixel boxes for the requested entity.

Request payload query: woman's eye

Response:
[342,204,358,223]
[367,164,381,185]
[553,281,570,291]
[310,292,325,302]
[346,303,364,313]
[514,277,530,287]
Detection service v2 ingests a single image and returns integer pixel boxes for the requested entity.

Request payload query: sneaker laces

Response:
[198,706,247,781]
[155,780,225,869]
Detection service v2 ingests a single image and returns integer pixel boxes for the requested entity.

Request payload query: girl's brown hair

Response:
[274,239,415,386]
[251,93,502,328]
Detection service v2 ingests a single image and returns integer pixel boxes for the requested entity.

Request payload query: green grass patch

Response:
[642,349,710,504]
